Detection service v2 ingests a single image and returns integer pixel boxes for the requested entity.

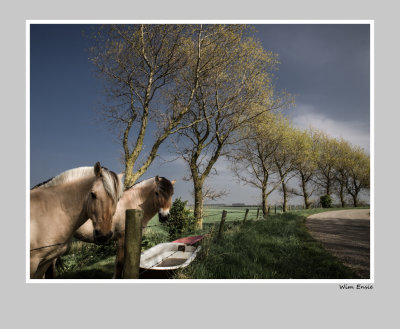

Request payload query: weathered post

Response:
[243,209,249,223]
[274,205,277,215]
[123,209,143,279]
[256,208,260,219]
[218,210,228,239]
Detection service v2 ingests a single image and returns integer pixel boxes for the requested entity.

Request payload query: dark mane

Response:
[31,177,54,190]
[125,176,174,196]
[159,177,174,197]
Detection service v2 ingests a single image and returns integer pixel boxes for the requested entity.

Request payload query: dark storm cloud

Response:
[254,24,370,128]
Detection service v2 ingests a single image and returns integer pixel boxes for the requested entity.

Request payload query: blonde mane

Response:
[102,169,124,204]
[33,167,95,189]
[128,177,156,189]
[33,166,123,203]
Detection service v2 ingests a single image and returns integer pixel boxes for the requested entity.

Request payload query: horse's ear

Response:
[171,179,176,185]
[117,173,125,181]
[155,176,160,183]
[94,162,102,177]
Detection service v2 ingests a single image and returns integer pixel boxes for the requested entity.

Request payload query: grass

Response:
[56,241,117,279]
[57,207,365,279]
[175,209,360,279]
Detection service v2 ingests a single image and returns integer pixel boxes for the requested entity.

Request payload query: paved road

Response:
[306,209,370,279]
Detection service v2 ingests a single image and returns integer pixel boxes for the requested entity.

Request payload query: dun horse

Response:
[30,162,123,279]
[74,176,175,278]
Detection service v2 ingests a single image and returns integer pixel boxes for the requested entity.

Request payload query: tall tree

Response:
[174,26,292,228]
[272,119,298,212]
[333,138,353,207]
[230,113,292,216]
[313,129,339,196]
[345,146,370,207]
[291,128,318,209]
[89,24,203,188]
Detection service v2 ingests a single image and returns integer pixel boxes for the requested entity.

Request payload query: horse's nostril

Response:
[158,213,170,223]
[93,230,112,245]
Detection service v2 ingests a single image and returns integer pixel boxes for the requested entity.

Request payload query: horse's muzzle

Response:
[158,212,170,223]
[93,230,113,245]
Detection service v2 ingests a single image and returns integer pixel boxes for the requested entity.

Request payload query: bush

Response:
[163,198,195,240]
[320,195,332,208]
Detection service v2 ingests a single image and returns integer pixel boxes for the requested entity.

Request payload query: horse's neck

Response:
[56,176,94,230]
[124,181,158,223]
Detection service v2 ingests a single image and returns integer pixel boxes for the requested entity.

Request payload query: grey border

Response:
[1,0,395,326]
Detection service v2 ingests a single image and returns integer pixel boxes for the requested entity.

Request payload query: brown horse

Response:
[30,162,123,279]
[74,176,175,278]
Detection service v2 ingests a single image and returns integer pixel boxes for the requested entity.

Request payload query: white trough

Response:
[140,242,201,272]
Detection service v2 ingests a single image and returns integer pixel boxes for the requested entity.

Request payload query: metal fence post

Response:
[256,208,260,219]
[123,209,143,279]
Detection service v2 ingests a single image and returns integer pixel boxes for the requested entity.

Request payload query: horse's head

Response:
[86,162,123,244]
[154,176,175,223]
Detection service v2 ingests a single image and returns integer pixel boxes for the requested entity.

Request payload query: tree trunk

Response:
[124,161,136,189]
[282,181,288,212]
[193,181,204,230]
[339,184,346,208]
[326,179,331,196]
[300,173,311,209]
[261,185,268,217]
[352,195,358,207]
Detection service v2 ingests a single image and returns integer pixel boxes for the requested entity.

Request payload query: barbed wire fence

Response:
[128,202,330,277]
[123,206,294,278]
[35,204,320,277]
[31,202,316,254]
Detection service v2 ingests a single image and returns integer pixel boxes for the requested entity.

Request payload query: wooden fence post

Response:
[218,210,227,239]
[243,209,249,223]
[256,208,260,219]
[123,209,143,279]
[274,205,277,215]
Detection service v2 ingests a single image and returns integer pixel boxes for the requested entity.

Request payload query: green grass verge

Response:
[57,207,365,279]
[174,208,362,279]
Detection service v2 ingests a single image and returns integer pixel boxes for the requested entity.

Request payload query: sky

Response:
[30,23,371,205]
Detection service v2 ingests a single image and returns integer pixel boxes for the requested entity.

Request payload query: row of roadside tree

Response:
[89,24,369,229]
[229,113,370,216]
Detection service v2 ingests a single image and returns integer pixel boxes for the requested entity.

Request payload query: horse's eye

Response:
[91,192,97,199]
[155,192,159,197]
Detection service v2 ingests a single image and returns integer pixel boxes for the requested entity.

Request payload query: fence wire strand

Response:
[30,241,68,252]
[138,209,260,276]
